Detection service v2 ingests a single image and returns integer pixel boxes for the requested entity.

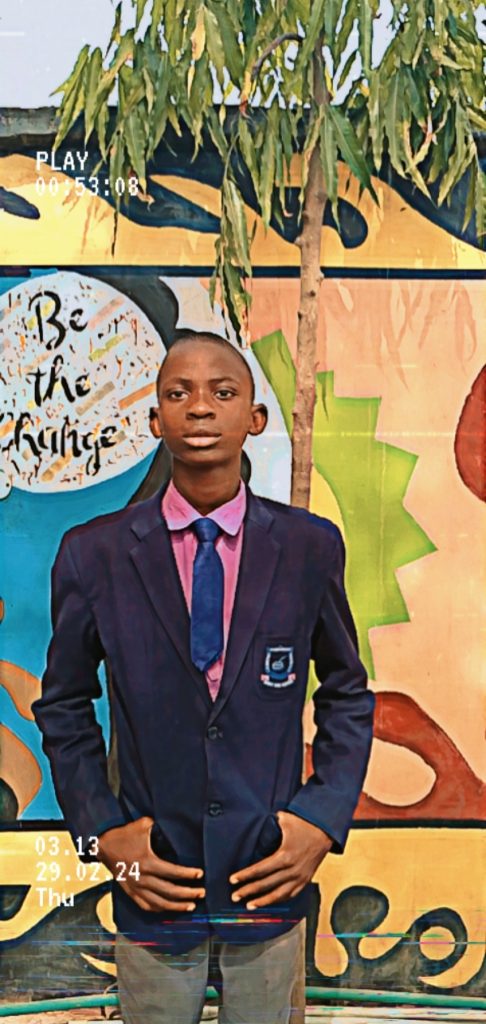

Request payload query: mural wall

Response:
[0,128,485,1002]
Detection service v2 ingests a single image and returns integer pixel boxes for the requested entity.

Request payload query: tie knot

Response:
[193,517,221,543]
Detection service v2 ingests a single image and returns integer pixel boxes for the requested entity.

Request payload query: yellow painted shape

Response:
[0,660,40,719]
[89,333,126,362]
[25,299,55,332]
[0,726,42,813]
[419,925,456,961]
[81,952,117,976]
[96,890,116,933]
[0,830,112,941]
[309,465,344,536]
[313,828,485,989]
[1,827,483,993]
[364,738,436,807]
[0,155,484,270]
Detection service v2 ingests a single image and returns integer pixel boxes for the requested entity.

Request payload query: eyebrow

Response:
[163,376,241,386]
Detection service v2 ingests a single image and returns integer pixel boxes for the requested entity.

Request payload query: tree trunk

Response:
[291,34,327,510]
[291,143,327,509]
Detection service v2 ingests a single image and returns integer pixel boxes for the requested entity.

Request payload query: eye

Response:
[216,388,236,398]
[167,389,187,398]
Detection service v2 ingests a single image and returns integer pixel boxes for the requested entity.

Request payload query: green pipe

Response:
[1,987,486,1016]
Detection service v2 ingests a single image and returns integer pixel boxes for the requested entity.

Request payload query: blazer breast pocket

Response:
[253,634,302,701]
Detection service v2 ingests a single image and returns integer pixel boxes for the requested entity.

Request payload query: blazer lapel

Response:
[208,484,282,724]
[128,482,213,711]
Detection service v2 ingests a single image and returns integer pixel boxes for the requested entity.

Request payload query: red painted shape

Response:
[304,691,485,820]
[454,365,486,502]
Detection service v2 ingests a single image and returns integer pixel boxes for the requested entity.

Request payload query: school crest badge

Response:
[260,645,296,688]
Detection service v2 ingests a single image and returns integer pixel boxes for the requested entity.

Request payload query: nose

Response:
[186,388,216,417]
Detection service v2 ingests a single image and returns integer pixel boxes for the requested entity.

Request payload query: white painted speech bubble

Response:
[0,271,164,492]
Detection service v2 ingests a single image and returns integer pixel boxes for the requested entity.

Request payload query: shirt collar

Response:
[162,477,247,536]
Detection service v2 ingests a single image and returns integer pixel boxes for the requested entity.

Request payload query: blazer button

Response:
[208,801,223,816]
[207,726,220,740]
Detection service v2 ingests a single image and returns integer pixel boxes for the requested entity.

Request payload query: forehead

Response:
[160,340,248,382]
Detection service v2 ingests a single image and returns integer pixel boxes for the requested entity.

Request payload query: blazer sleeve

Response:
[31,533,127,860]
[286,527,375,853]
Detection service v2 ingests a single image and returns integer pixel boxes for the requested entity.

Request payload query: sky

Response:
[0,0,484,109]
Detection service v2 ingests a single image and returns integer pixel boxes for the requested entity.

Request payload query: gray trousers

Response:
[115,918,306,1024]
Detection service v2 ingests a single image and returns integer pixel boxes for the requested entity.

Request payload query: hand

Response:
[228,811,333,909]
[97,816,205,913]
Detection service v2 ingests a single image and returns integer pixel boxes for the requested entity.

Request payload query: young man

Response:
[32,330,375,1024]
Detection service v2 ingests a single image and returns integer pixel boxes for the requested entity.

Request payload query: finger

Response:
[131,886,198,913]
[231,868,290,903]
[141,875,205,901]
[229,851,283,885]
[245,882,298,909]
[145,855,204,881]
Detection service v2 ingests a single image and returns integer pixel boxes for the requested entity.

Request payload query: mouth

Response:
[182,434,221,448]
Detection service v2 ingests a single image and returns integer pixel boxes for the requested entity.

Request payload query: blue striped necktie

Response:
[190,518,224,672]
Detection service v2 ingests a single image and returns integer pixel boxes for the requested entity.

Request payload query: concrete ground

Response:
[0,1008,485,1024]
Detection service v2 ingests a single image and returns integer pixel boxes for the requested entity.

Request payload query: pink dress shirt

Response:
[161,478,247,701]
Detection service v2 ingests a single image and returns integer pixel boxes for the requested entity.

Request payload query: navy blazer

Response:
[32,480,375,953]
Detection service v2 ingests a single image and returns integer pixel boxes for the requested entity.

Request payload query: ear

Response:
[247,402,268,437]
[149,407,163,439]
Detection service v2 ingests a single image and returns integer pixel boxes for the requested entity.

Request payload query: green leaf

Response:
[105,1,122,56]
[148,53,170,152]
[368,71,385,171]
[223,176,251,274]
[384,70,404,174]
[98,30,135,97]
[279,109,295,177]
[84,47,103,142]
[437,104,472,205]
[150,0,164,46]
[204,8,227,86]
[222,260,251,336]
[404,67,428,126]
[462,165,476,232]
[136,0,148,29]
[401,118,430,197]
[328,105,378,203]
[238,115,260,191]
[467,109,486,132]
[51,43,90,96]
[125,107,147,190]
[335,0,358,61]
[324,0,339,45]
[188,54,213,155]
[320,113,338,215]
[206,107,229,161]
[334,46,359,91]
[475,168,486,238]
[142,66,155,113]
[297,0,326,69]
[258,110,277,228]
[208,0,243,82]
[109,132,127,211]
[358,0,372,78]
[96,104,109,160]
[54,57,89,150]
[167,101,182,137]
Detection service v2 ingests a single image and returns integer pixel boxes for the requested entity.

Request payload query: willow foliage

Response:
[54,0,486,332]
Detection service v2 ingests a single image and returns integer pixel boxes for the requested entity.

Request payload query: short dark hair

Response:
[156,330,255,403]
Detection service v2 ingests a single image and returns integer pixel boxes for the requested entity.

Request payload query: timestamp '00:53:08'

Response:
[35,175,140,199]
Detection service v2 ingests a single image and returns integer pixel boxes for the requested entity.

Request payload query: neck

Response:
[171,462,242,515]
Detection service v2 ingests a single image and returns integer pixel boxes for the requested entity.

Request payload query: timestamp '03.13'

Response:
[34,833,141,884]
[35,175,140,199]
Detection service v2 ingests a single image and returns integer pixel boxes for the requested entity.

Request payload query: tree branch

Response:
[251,33,301,81]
